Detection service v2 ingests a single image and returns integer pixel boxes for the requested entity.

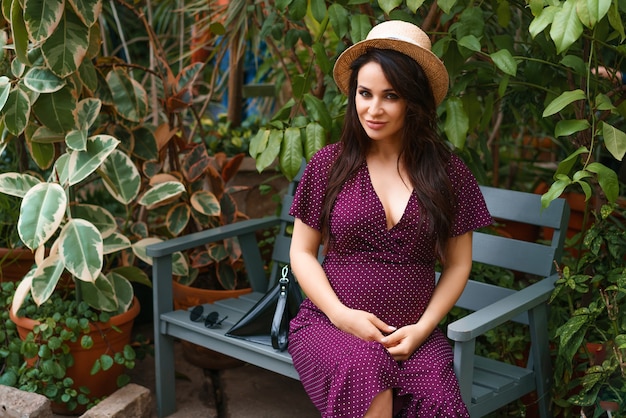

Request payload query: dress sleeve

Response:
[289,144,340,231]
[448,155,494,236]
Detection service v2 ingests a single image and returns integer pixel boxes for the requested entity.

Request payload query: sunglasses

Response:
[189,305,228,329]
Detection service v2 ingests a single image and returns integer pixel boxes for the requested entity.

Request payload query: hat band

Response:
[378,34,421,47]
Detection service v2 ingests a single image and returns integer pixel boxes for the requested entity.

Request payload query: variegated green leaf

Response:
[166,202,191,236]
[59,218,103,282]
[138,181,185,207]
[0,76,12,112]
[23,66,65,93]
[99,149,141,204]
[32,85,77,133]
[190,191,220,216]
[131,126,158,161]
[549,0,584,53]
[30,126,65,143]
[0,172,41,198]
[78,56,98,92]
[65,129,88,151]
[66,134,119,186]
[11,271,34,315]
[31,253,65,306]
[27,139,56,170]
[67,0,102,27]
[10,0,30,66]
[41,6,89,77]
[110,266,151,288]
[24,0,63,43]
[108,271,133,314]
[132,238,189,277]
[77,273,117,311]
[106,68,148,123]
[102,231,131,254]
[3,88,31,136]
[73,203,117,238]
[76,97,101,130]
[18,182,67,250]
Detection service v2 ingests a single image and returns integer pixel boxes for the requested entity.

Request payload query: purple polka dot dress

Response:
[288,143,493,418]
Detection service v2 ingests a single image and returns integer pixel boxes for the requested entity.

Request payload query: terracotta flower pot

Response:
[172,280,251,369]
[10,297,140,413]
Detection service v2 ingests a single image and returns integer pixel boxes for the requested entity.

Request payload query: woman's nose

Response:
[368,99,383,115]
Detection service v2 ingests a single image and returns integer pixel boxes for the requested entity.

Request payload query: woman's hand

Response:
[330,307,397,343]
[380,322,431,361]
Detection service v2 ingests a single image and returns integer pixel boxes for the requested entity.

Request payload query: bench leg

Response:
[154,330,177,418]
[528,304,552,418]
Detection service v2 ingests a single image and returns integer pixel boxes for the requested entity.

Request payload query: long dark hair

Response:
[321,48,456,261]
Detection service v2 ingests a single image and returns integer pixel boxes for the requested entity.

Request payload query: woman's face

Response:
[355,61,407,144]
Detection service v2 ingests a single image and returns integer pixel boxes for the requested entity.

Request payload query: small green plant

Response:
[550,203,626,416]
[0,281,137,412]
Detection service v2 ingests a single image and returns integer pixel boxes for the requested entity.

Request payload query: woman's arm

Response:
[290,218,395,341]
[383,231,473,360]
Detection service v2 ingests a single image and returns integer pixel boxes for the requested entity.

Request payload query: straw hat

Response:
[333,20,449,105]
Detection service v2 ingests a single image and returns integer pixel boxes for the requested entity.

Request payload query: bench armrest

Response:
[447,274,558,342]
[146,216,281,257]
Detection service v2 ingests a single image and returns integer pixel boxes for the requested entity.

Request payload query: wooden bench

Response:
[147,169,570,418]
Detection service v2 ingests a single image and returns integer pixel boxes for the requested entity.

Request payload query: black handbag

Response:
[226,265,303,351]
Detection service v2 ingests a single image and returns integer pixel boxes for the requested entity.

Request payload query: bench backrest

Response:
[265,168,570,322]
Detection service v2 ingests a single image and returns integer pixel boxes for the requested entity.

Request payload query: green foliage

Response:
[550,204,626,415]
[0,281,137,412]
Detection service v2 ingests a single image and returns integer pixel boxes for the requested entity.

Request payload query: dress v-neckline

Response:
[363,162,413,232]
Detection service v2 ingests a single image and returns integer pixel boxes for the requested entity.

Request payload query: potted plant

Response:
[549,204,626,416]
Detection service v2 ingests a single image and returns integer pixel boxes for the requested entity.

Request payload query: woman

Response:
[288,20,493,417]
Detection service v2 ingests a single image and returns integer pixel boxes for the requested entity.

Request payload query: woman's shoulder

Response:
[306,143,342,170]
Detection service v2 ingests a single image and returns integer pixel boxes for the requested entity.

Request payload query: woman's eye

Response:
[386,93,399,100]
[358,90,371,97]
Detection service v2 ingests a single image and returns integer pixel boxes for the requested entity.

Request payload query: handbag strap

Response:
[271,265,291,351]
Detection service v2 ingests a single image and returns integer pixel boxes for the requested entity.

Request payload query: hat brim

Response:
[333,38,449,105]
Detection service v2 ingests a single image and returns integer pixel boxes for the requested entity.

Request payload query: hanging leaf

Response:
[99,149,141,204]
[444,97,469,149]
[32,85,77,134]
[31,253,65,306]
[549,0,583,53]
[166,203,191,237]
[106,68,149,123]
[68,0,103,27]
[280,127,303,181]
[10,0,31,66]
[602,122,626,161]
[23,66,66,93]
[59,218,103,282]
[542,89,586,117]
[3,88,31,136]
[19,182,66,250]
[24,0,64,43]
[490,49,517,76]
[41,6,90,77]
[66,134,119,186]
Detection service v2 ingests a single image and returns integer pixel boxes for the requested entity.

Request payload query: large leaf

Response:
[138,181,185,207]
[66,134,119,186]
[76,97,101,130]
[3,88,31,136]
[68,0,102,27]
[41,6,90,77]
[303,94,332,131]
[444,97,469,149]
[31,253,65,306]
[280,127,304,181]
[190,190,221,216]
[490,49,517,76]
[59,218,103,282]
[107,271,133,314]
[542,89,586,117]
[10,271,34,315]
[77,273,117,312]
[256,129,282,173]
[23,66,66,93]
[602,122,626,161]
[0,76,10,112]
[102,231,131,254]
[72,203,117,238]
[10,0,30,66]
[549,0,584,53]
[132,237,189,277]
[106,68,148,123]
[99,149,141,204]
[166,203,191,237]
[24,0,63,43]
[18,182,67,250]
[0,172,41,198]
[586,162,619,204]
[32,85,77,133]
[305,122,326,161]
